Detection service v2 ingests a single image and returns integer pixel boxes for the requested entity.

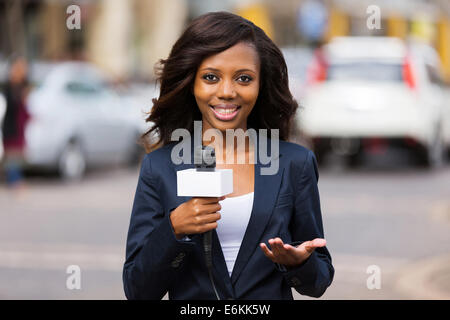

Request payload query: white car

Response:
[282,46,313,103]
[25,62,155,180]
[297,36,449,168]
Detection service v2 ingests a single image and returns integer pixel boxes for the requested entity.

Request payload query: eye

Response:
[237,75,253,83]
[202,73,219,82]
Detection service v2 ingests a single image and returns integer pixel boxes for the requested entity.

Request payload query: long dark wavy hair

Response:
[141,11,298,152]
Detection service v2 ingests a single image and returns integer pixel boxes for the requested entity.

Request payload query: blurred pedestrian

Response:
[1,56,30,190]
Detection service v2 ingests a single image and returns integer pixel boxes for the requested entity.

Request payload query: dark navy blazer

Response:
[123,134,334,300]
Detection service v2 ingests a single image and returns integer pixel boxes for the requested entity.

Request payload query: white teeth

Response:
[214,107,237,115]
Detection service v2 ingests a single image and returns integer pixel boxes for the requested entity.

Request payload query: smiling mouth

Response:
[209,104,241,121]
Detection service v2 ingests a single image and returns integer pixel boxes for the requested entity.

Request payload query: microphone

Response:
[177,145,233,197]
[176,144,233,300]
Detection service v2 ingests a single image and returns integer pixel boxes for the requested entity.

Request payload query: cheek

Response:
[240,83,259,106]
[193,80,213,105]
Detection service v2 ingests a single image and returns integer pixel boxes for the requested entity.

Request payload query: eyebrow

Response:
[200,67,257,74]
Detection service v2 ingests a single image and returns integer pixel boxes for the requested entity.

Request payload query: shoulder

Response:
[279,140,314,164]
[278,140,319,181]
[139,142,177,177]
[143,142,175,164]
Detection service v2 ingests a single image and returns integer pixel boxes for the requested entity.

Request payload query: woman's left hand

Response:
[259,237,326,268]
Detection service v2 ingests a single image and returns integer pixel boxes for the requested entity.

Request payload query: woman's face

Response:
[193,42,260,134]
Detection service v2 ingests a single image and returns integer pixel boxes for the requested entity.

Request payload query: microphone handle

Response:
[203,230,220,300]
[203,230,213,267]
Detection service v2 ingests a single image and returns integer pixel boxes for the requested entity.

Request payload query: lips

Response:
[209,104,241,121]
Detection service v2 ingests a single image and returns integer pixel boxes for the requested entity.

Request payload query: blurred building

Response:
[0,0,188,82]
[1,0,449,82]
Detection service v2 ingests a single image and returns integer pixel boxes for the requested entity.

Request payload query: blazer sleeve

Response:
[276,150,334,298]
[122,154,196,300]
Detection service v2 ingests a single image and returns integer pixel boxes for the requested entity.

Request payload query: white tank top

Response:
[216,192,254,277]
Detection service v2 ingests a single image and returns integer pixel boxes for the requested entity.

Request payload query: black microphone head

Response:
[195,145,216,171]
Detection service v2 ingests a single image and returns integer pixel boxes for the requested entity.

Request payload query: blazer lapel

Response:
[168,132,284,289]
[230,136,284,285]
[168,135,234,295]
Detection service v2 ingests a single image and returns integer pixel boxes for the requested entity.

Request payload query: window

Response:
[65,80,101,95]
[327,62,403,82]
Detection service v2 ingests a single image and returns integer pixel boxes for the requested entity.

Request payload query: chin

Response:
[212,118,244,131]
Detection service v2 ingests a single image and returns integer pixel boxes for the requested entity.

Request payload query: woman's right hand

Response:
[170,196,225,239]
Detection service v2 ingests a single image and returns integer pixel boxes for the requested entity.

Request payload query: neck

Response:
[201,120,254,165]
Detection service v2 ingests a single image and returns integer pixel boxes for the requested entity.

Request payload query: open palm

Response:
[260,237,327,268]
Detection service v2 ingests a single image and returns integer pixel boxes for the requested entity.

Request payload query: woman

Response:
[123,11,334,300]
[1,56,30,189]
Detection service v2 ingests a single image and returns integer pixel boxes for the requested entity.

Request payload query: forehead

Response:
[198,42,260,72]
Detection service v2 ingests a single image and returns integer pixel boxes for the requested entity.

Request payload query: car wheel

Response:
[312,147,327,167]
[346,151,363,168]
[418,129,444,169]
[58,142,86,181]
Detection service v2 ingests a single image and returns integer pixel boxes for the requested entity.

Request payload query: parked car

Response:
[24,62,155,180]
[282,46,313,103]
[115,82,159,135]
[297,36,449,168]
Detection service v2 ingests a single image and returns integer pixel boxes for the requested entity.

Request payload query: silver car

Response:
[25,62,155,180]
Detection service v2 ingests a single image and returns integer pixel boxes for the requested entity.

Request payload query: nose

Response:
[217,78,236,100]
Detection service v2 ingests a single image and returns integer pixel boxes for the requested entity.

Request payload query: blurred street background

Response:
[0,0,449,299]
